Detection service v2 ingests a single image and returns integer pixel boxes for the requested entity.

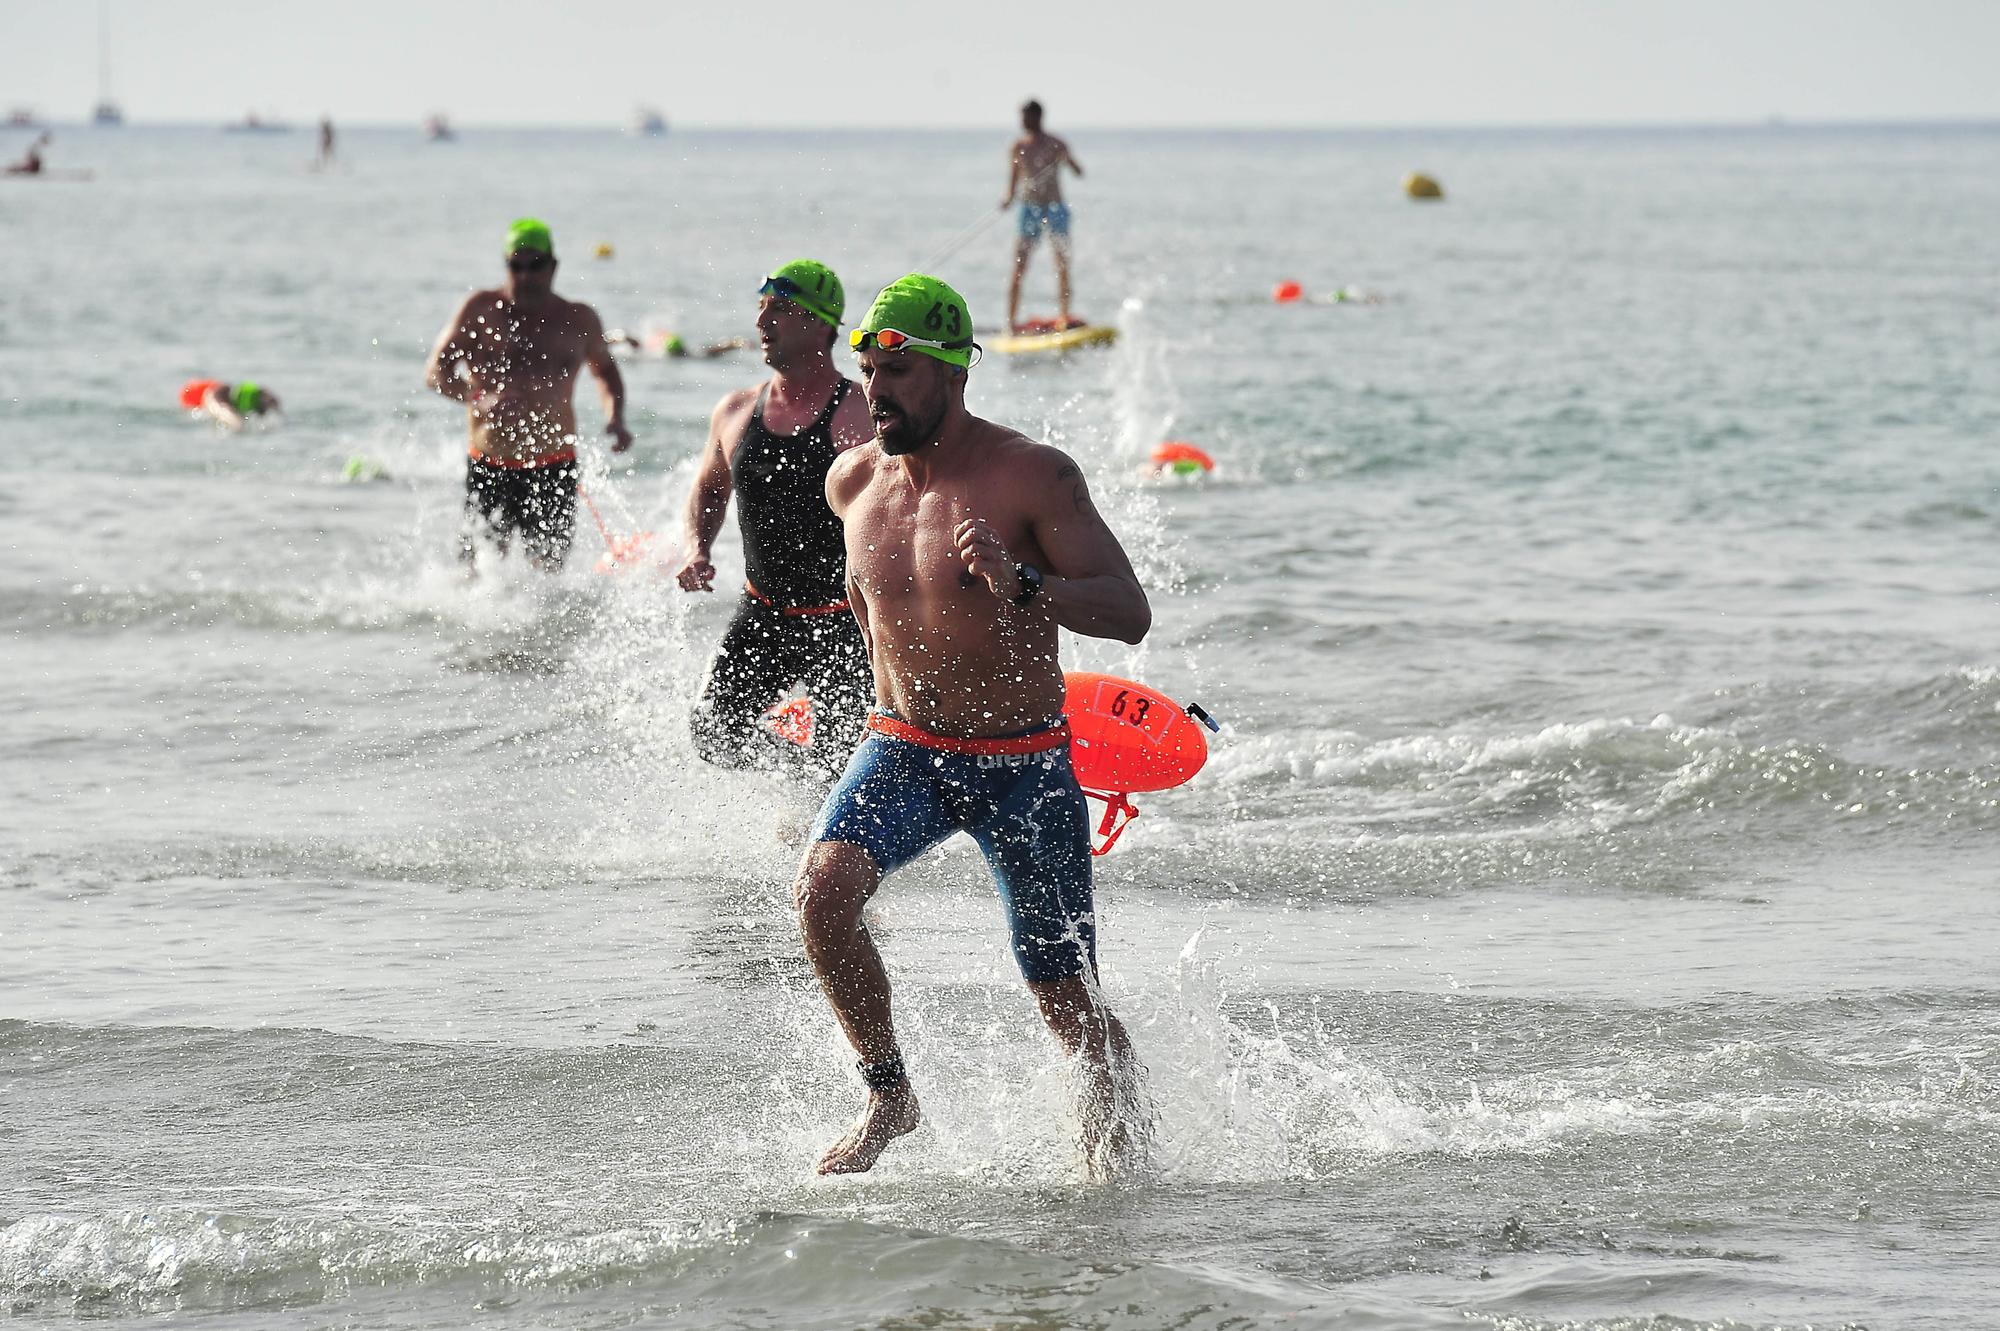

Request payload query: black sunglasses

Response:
[508,254,553,274]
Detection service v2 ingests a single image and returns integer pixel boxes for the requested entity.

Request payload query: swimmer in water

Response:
[800,273,1152,1180]
[182,379,282,431]
[604,329,747,359]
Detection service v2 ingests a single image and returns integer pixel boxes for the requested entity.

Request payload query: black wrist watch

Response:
[1012,562,1044,605]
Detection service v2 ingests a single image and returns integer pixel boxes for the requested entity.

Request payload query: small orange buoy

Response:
[764,696,816,747]
[1273,281,1303,304]
[179,378,222,410]
[1404,172,1444,200]
[1149,441,1215,476]
[1064,671,1218,854]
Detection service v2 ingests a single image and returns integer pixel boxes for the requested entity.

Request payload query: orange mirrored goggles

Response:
[849,327,975,354]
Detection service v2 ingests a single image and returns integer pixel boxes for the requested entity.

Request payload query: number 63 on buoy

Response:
[761,672,1220,855]
[1064,671,1219,855]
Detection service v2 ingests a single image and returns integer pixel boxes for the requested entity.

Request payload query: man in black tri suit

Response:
[676,260,876,776]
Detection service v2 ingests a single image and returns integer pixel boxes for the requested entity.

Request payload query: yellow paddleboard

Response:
[991,324,1119,356]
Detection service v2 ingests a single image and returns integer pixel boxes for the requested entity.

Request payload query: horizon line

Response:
[12,114,2000,136]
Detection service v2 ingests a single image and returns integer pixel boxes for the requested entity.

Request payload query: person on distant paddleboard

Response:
[181,379,282,431]
[675,260,875,776]
[425,218,632,571]
[1001,100,1084,334]
[6,133,50,175]
[802,274,1152,1180]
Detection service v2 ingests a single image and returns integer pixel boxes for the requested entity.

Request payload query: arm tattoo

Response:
[1054,461,1107,526]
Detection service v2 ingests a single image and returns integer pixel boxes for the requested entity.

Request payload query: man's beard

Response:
[873,399,942,455]
[763,332,816,373]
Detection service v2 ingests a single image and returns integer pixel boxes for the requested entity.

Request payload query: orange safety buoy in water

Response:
[179,378,223,409]
[1064,671,1218,854]
[1150,441,1215,475]
[1273,281,1303,304]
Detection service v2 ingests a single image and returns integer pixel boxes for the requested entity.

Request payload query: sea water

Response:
[3,122,1998,1329]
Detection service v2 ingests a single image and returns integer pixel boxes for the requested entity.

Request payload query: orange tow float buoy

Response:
[1064,671,1218,855]
[179,379,223,410]
[764,695,816,747]
[1273,281,1303,304]
[1149,441,1215,476]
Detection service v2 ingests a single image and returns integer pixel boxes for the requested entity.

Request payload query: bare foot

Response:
[1077,1048,1156,1184]
[1080,1098,1125,1183]
[816,1087,921,1175]
[1081,1107,1156,1183]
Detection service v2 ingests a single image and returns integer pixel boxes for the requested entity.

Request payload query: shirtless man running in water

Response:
[798,274,1152,1179]
[425,218,632,569]
[1002,100,1085,333]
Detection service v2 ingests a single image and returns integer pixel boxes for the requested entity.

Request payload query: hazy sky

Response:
[6,0,1998,129]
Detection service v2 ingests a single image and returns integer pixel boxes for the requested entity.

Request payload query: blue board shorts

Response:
[1017,201,1072,242]
[810,714,1098,984]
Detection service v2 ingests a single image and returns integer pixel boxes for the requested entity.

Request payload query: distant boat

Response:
[630,106,667,136]
[92,0,122,125]
[6,108,38,129]
[425,114,455,142]
[224,112,292,133]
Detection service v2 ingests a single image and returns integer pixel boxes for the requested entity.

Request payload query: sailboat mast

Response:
[98,0,111,103]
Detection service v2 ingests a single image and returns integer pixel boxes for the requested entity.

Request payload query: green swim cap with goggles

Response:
[759,258,844,327]
[851,273,979,369]
[505,218,555,257]
[233,381,263,415]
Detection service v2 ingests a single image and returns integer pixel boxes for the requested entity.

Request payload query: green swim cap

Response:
[505,218,554,256]
[761,258,844,327]
[857,273,976,369]
[233,381,262,415]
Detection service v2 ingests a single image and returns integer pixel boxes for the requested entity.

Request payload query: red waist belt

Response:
[745,579,851,616]
[468,447,578,470]
[866,714,1071,756]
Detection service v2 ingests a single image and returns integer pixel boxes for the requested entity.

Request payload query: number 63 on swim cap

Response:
[855,274,978,368]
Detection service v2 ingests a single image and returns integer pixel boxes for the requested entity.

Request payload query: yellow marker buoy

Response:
[1404,172,1444,200]
[593,242,615,259]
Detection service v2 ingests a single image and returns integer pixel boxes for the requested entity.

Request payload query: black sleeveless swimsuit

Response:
[688,379,872,776]
[734,380,851,609]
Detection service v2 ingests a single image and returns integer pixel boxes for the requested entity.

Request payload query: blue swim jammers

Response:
[810,713,1098,984]
[1017,201,1072,241]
